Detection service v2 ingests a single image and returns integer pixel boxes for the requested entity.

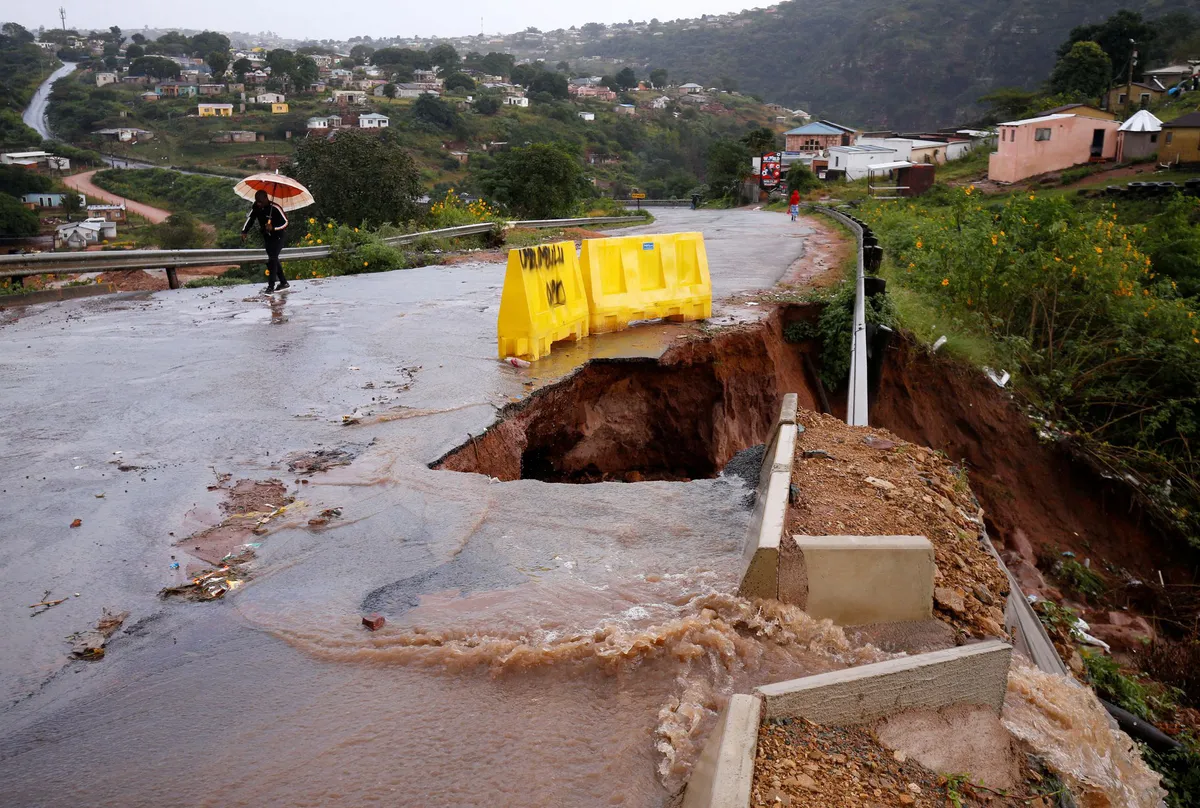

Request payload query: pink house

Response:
[988,113,1120,184]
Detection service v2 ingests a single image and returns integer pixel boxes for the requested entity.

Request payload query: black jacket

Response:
[242,201,289,239]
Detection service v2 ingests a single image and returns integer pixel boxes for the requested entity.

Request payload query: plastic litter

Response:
[931,335,948,352]
[169,562,180,569]
[983,366,1011,387]
[503,356,532,368]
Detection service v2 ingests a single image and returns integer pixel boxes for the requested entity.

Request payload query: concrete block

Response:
[737,423,797,600]
[361,613,386,631]
[779,535,934,625]
[681,694,761,808]
[777,393,798,426]
[756,641,1013,724]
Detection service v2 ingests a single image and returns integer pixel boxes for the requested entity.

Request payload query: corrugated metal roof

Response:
[1162,111,1200,128]
[998,113,1074,127]
[1119,110,1163,132]
[784,122,845,136]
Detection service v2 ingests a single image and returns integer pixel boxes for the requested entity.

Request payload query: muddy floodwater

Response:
[0,210,877,806]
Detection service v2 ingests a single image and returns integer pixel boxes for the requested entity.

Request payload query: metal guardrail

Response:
[811,205,868,427]
[0,216,645,285]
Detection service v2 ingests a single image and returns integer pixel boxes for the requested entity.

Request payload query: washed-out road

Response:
[0,209,827,807]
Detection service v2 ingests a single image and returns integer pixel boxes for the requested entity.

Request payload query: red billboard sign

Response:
[760,152,781,189]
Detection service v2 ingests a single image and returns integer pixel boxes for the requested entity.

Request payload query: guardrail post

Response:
[166,267,179,289]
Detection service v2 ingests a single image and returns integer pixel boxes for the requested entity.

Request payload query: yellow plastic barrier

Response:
[497,242,590,360]
[579,232,712,334]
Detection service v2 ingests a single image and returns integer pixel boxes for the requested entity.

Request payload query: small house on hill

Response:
[1106,82,1165,113]
[784,121,854,153]
[1116,110,1163,162]
[1159,111,1200,167]
[988,113,1119,183]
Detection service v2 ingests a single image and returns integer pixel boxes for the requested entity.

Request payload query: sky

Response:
[9,0,769,42]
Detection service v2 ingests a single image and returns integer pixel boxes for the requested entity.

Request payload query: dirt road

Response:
[63,170,172,224]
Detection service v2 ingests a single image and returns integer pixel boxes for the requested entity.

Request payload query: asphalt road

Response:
[21,62,76,141]
[0,208,818,806]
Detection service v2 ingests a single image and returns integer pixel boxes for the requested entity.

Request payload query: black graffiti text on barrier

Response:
[545,279,566,307]
[519,245,566,271]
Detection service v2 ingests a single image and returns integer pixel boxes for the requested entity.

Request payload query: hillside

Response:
[549,0,1200,129]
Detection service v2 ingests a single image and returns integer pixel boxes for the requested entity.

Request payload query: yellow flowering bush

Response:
[424,190,504,229]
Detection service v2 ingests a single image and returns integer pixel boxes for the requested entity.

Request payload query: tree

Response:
[130,33,145,45]
[2,22,35,43]
[555,60,570,72]
[473,95,501,115]
[428,43,460,74]
[0,164,51,196]
[743,127,777,155]
[190,31,230,59]
[107,26,124,46]
[977,87,1042,123]
[614,67,638,90]
[0,193,38,236]
[125,43,145,60]
[286,129,422,227]
[1048,41,1111,99]
[444,72,476,92]
[232,57,253,80]
[527,70,568,99]
[382,83,397,99]
[350,44,375,65]
[207,51,229,79]
[476,144,587,218]
[129,56,181,80]
[1057,10,1156,82]
[785,162,819,194]
[706,138,750,199]
[62,191,84,222]
[412,94,462,131]
[289,55,319,91]
[155,212,208,249]
[719,76,738,92]
[649,68,668,88]
[477,51,514,78]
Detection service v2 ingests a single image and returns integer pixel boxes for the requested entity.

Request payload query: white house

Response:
[358,112,389,128]
[307,116,334,129]
[679,82,703,94]
[578,111,595,121]
[331,89,367,104]
[380,83,440,99]
[504,95,529,107]
[20,192,84,208]
[55,218,117,249]
[857,138,916,161]
[254,92,286,104]
[95,72,118,87]
[650,95,671,109]
[1,151,69,170]
[827,144,907,180]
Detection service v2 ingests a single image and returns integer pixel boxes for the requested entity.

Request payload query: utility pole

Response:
[59,6,66,32]
[1128,39,1137,106]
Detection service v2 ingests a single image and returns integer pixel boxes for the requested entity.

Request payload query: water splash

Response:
[1002,660,1167,808]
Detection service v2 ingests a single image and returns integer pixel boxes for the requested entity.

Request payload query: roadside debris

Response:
[503,356,532,368]
[285,443,369,474]
[70,519,82,528]
[307,507,343,528]
[362,613,386,631]
[160,555,252,602]
[29,590,68,615]
[983,367,1011,388]
[69,609,129,660]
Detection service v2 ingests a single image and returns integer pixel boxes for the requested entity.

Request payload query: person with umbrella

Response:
[234,173,315,295]
[241,190,290,293]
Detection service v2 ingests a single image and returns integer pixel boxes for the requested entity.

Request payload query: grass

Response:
[184,276,251,288]
[1081,649,1176,721]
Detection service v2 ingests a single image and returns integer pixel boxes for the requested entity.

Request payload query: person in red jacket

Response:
[789,188,801,222]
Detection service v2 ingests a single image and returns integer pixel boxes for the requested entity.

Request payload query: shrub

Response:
[424,190,504,229]
[1080,649,1175,721]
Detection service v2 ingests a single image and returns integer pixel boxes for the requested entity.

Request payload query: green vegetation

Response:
[0,192,39,235]
[864,187,1200,548]
[286,129,423,227]
[477,144,588,218]
[1081,649,1176,721]
[92,168,241,223]
[562,2,1200,129]
[155,212,209,249]
[0,22,56,148]
[1052,558,1107,600]
[1048,41,1111,98]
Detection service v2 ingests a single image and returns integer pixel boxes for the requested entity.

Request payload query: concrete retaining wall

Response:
[780,535,934,625]
[681,694,761,808]
[756,640,1013,723]
[737,394,798,600]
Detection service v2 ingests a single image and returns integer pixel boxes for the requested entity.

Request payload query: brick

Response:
[362,613,386,631]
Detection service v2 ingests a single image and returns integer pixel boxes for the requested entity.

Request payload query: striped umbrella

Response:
[233,172,315,211]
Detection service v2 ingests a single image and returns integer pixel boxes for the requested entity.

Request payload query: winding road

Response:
[22,61,76,140]
[62,169,172,224]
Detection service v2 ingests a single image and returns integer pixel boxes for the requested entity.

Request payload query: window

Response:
[1118,93,1128,105]
[1001,129,1006,142]
[1034,128,1052,141]
[1167,132,1174,144]
[1151,133,1158,144]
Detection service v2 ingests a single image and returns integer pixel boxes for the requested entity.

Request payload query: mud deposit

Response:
[179,478,288,564]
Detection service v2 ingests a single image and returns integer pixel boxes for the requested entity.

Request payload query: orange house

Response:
[988,113,1119,184]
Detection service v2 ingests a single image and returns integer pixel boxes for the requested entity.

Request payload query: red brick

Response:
[362,613,386,631]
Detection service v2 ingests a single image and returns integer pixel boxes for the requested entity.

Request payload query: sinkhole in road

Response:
[432,308,826,483]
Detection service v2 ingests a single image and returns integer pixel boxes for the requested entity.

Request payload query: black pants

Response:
[265,234,285,286]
